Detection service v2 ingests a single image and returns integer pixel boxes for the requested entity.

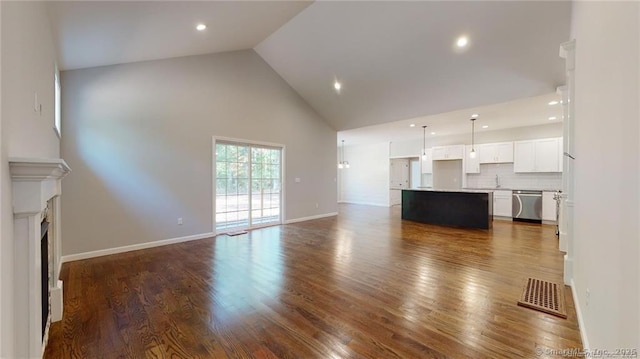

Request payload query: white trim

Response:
[570,279,590,349]
[339,200,390,207]
[283,212,337,224]
[61,232,215,263]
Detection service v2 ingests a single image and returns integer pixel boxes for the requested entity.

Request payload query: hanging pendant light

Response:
[338,140,350,169]
[469,117,477,158]
[422,125,427,160]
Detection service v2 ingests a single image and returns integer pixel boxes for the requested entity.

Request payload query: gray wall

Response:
[61,50,337,256]
[570,1,639,348]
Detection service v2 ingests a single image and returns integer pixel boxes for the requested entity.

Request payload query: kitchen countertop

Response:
[405,188,494,193]
[463,187,561,192]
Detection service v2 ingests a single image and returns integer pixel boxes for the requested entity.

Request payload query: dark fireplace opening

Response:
[41,219,49,339]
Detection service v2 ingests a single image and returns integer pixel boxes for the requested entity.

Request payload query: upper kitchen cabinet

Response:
[421,148,433,174]
[465,145,480,173]
[514,137,562,173]
[479,142,514,164]
[432,145,464,160]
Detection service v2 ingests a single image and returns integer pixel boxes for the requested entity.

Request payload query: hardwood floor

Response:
[45,204,582,358]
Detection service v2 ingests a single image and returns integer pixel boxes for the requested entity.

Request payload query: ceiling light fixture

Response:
[431,132,436,135]
[471,113,479,119]
[334,81,342,92]
[410,124,416,127]
[338,140,349,169]
[456,36,469,48]
[469,118,477,159]
[548,100,559,106]
[548,116,557,120]
[422,126,428,160]
[196,24,207,31]
[482,125,489,129]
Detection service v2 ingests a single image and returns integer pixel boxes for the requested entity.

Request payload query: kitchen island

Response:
[402,189,493,229]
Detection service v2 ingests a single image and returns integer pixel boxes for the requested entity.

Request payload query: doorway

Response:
[214,140,283,232]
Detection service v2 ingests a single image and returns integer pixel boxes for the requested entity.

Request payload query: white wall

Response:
[0,1,61,357]
[338,142,390,206]
[570,1,639,349]
[61,50,337,257]
[467,163,562,190]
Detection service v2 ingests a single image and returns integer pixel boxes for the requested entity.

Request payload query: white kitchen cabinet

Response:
[479,142,514,164]
[493,190,513,218]
[390,158,409,188]
[535,138,560,172]
[514,138,562,173]
[465,145,480,173]
[542,191,557,221]
[432,145,464,160]
[420,148,433,174]
[514,141,536,172]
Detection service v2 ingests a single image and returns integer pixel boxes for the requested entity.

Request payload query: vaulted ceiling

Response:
[47,1,572,134]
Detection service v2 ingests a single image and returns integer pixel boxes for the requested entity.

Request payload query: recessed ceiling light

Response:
[548,116,557,120]
[431,132,436,135]
[471,113,479,118]
[548,100,559,106]
[334,81,342,91]
[456,36,469,48]
[482,125,489,129]
[196,24,207,31]
[409,124,416,127]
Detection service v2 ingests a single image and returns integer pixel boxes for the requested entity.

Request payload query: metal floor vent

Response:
[227,230,248,236]
[517,277,567,318]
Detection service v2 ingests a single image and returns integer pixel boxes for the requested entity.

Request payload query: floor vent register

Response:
[517,277,567,318]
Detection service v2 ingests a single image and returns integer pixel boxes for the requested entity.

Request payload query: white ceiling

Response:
[47,1,571,140]
[47,1,312,70]
[256,1,571,131]
[338,92,563,145]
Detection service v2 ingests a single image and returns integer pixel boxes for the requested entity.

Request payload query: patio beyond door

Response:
[215,141,282,232]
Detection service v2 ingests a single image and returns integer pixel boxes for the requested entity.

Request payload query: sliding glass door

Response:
[215,141,282,232]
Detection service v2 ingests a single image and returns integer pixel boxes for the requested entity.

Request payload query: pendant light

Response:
[421,125,427,160]
[469,117,477,158]
[338,140,350,169]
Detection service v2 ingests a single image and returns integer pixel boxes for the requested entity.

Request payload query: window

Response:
[54,69,61,137]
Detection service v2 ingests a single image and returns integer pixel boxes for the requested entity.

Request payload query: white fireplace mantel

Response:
[9,157,70,358]
[10,157,71,215]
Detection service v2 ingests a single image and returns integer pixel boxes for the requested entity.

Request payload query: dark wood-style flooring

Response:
[45,204,582,358]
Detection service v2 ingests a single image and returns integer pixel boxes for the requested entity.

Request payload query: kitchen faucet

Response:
[495,174,501,188]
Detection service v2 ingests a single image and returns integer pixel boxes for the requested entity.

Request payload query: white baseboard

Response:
[339,200,390,207]
[50,280,63,322]
[284,212,337,224]
[570,279,590,349]
[61,232,215,263]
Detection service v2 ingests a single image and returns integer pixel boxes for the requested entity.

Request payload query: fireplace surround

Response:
[9,157,70,358]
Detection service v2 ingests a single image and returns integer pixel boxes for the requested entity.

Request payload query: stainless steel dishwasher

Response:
[512,190,542,223]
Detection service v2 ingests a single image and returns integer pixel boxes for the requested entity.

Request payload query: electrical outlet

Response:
[585,288,590,306]
[178,217,183,225]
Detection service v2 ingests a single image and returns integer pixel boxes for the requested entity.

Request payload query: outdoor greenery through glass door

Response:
[215,142,281,231]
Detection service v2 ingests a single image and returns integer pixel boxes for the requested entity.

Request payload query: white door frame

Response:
[212,136,286,234]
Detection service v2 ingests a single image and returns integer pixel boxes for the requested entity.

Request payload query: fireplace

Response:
[41,218,49,338]
[9,158,70,358]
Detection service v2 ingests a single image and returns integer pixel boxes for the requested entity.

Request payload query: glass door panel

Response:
[215,142,281,232]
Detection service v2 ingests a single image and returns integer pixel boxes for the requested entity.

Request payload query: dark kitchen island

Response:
[402,189,493,229]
